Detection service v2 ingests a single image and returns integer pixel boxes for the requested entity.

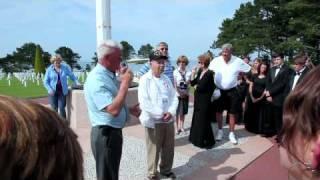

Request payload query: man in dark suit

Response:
[286,54,310,93]
[265,53,294,136]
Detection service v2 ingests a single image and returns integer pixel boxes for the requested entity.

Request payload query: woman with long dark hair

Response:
[245,61,274,135]
[279,65,320,180]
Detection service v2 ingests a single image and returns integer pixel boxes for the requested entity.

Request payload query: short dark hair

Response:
[293,54,306,65]
[272,52,284,59]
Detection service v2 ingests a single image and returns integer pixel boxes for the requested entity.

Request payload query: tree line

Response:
[212,0,320,64]
[0,41,155,73]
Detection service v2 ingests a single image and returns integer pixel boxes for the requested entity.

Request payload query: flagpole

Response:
[96,0,111,46]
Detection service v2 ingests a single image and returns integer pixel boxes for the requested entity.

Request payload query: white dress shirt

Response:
[208,55,251,90]
[275,64,283,77]
[291,67,306,90]
[138,71,178,128]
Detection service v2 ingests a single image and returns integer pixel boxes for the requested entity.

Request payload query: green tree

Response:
[206,50,214,60]
[12,42,37,70]
[0,54,15,73]
[138,44,154,58]
[284,0,320,64]
[8,42,50,71]
[214,0,320,64]
[91,52,98,66]
[120,41,135,60]
[55,46,81,69]
[85,64,91,71]
[34,45,45,74]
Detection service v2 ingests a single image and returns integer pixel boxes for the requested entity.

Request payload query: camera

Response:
[120,61,128,68]
[179,81,188,90]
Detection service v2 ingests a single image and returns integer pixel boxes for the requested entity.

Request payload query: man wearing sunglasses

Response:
[137,42,174,84]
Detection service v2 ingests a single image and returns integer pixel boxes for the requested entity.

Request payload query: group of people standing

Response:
[179,43,252,148]
[243,53,312,139]
[0,37,318,180]
[82,40,262,180]
[41,39,317,180]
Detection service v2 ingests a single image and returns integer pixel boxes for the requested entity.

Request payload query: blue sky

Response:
[0,0,251,66]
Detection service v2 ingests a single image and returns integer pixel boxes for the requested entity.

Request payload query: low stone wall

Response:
[66,87,139,129]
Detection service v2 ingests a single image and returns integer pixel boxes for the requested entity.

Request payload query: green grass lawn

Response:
[0,70,88,98]
[0,76,87,98]
[0,77,48,98]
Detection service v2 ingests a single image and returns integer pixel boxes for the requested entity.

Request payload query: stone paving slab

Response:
[77,107,273,180]
[32,97,277,179]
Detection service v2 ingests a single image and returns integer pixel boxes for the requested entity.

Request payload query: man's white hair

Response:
[97,40,123,61]
[221,43,233,51]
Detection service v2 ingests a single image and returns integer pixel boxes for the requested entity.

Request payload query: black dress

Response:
[189,69,215,149]
[245,75,275,135]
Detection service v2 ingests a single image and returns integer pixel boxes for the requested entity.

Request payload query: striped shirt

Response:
[137,61,175,84]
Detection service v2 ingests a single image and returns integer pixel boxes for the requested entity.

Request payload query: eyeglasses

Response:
[160,48,168,51]
[153,60,166,64]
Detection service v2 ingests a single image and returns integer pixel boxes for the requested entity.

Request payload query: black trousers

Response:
[272,105,283,134]
[91,125,123,180]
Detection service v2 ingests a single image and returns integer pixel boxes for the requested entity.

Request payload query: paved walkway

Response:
[31,97,287,180]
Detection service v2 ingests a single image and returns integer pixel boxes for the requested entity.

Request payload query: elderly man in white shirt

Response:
[209,43,251,144]
[138,50,178,179]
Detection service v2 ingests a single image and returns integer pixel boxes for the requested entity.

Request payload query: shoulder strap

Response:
[178,70,186,82]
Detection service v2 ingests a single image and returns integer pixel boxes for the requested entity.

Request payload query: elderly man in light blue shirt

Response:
[85,63,128,128]
[84,40,139,180]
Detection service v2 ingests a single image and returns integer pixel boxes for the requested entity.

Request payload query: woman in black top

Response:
[189,54,215,149]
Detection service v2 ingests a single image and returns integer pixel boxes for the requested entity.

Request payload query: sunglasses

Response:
[160,48,168,51]
[178,61,187,64]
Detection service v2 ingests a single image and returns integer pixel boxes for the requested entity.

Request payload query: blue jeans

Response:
[49,93,66,119]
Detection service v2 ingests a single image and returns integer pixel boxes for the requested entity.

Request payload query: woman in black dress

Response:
[189,54,215,149]
[246,61,274,135]
[244,58,261,131]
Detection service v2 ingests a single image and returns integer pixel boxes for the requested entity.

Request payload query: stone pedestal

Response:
[66,87,139,129]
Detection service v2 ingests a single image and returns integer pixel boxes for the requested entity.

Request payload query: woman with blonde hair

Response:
[44,54,80,119]
[0,95,83,180]
[173,55,191,134]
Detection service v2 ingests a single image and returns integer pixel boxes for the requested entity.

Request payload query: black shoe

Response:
[160,172,176,179]
[147,174,159,180]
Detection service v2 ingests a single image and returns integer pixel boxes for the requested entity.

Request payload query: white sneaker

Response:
[229,132,238,144]
[216,129,224,141]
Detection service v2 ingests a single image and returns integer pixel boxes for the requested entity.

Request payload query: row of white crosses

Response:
[73,71,88,83]
[2,70,88,87]
[0,73,5,84]
[4,72,44,87]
